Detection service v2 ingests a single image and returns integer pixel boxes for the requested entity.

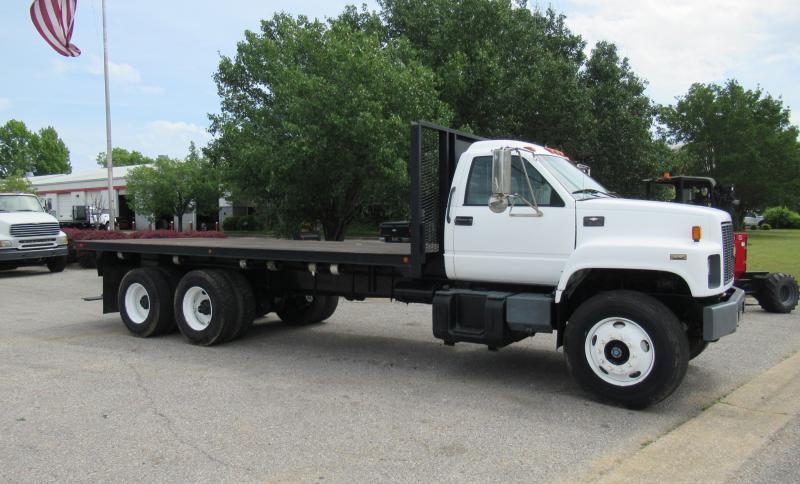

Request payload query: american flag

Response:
[30,0,81,57]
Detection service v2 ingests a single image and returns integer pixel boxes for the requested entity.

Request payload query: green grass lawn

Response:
[744,229,800,276]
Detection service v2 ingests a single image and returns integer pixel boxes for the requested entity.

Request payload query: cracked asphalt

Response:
[1,265,799,482]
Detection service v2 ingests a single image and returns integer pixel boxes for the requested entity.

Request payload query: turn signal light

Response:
[692,226,702,242]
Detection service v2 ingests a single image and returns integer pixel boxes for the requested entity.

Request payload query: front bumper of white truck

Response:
[703,287,745,341]
[0,246,68,262]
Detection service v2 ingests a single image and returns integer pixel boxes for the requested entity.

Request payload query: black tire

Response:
[46,255,68,273]
[564,290,690,409]
[688,336,709,360]
[77,251,96,269]
[118,267,175,337]
[218,269,256,341]
[756,273,799,313]
[174,269,237,346]
[277,294,339,325]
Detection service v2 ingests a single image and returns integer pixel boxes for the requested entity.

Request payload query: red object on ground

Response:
[734,232,748,280]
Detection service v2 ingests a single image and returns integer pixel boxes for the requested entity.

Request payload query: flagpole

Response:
[102,0,114,230]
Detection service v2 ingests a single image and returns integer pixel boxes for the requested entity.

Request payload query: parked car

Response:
[743,212,764,227]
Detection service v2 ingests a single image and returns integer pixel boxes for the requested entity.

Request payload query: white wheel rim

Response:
[584,317,655,387]
[124,283,150,324]
[182,286,213,331]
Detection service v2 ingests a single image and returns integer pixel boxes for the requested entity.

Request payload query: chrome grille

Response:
[721,222,734,283]
[10,223,60,238]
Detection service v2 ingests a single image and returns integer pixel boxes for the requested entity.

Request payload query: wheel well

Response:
[556,269,694,347]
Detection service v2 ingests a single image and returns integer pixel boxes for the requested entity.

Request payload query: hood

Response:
[577,197,730,221]
[576,198,731,247]
[0,211,60,234]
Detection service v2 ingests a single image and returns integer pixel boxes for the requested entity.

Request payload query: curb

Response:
[582,351,800,483]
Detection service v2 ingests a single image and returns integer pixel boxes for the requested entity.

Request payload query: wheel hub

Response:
[182,286,213,331]
[124,282,150,325]
[584,317,655,387]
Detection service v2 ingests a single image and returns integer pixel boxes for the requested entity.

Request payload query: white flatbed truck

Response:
[85,122,743,408]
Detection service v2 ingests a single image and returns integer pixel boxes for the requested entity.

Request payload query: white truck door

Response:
[448,154,575,285]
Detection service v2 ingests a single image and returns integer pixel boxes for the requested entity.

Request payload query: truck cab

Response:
[0,193,69,272]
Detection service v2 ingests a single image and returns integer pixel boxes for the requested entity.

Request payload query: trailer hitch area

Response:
[82,294,104,302]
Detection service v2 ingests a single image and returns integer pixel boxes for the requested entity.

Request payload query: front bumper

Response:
[0,246,68,262]
[703,287,745,341]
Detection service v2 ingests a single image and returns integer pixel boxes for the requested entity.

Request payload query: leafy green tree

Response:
[660,80,800,213]
[380,0,590,149]
[32,126,71,175]
[127,146,220,231]
[0,120,35,177]
[579,41,659,195]
[96,147,156,168]
[208,12,451,240]
[0,174,35,193]
[0,120,71,176]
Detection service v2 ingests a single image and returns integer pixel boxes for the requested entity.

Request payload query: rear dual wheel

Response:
[118,268,176,337]
[277,294,339,325]
[174,269,256,346]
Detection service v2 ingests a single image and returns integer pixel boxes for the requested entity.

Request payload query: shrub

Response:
[760,223,772,230]
[762,207,800,229]
[222,215,239,231]
[236,214,264,231]
[221,214,263,231]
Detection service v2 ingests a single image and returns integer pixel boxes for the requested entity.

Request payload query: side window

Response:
[510,157,564,207]
[464,155,564,207]
[464,156,492,205]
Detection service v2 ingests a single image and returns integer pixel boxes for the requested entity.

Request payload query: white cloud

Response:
[87,59,142,84]
[135,120,212,158]
[562,0,800,104]
[138,85,166,95]
[0,98,10,110]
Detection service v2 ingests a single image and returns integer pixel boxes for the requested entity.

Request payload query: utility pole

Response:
[102,0,114,230]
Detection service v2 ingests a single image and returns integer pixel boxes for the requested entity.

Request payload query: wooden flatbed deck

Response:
[84,237,412,267]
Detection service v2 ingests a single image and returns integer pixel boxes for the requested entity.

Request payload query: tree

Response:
[660,80,800,212]
[579,41,660,195]
[127,146,220,231]
[32,126,71,175]
[0,174,35,193]
[0,120,71,176]
[96,147,156,168]
[379,1,663,194]
[380,1,590,149]
[208,12,451,240]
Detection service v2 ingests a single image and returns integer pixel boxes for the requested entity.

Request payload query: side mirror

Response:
[489,148,512,213]
[491,148,512,195]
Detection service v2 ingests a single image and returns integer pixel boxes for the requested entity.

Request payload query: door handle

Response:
[454,216,473,226]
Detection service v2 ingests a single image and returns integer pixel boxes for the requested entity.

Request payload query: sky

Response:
[1,0,798,173]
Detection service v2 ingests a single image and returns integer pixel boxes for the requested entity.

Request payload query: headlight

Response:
[56,235,68,245]
[0,240,12,248]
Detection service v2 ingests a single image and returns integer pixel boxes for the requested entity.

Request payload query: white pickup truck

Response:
[84,122,743,408]
[0,193,69,272]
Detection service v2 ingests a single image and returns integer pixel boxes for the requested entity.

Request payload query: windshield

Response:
[535,155,610,200]
[0,194,45,212]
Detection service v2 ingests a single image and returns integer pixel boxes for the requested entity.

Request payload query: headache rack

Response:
[408,122,484,278]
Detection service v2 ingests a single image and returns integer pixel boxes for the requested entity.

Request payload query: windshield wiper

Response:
[572,188,617,198]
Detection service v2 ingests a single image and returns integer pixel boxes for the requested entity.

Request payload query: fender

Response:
[555,238,727,303]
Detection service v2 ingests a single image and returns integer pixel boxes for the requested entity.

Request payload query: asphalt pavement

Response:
[1,265,798,482]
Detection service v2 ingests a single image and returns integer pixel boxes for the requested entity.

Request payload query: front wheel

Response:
[46,255,68,273]
[564,290,689,409]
